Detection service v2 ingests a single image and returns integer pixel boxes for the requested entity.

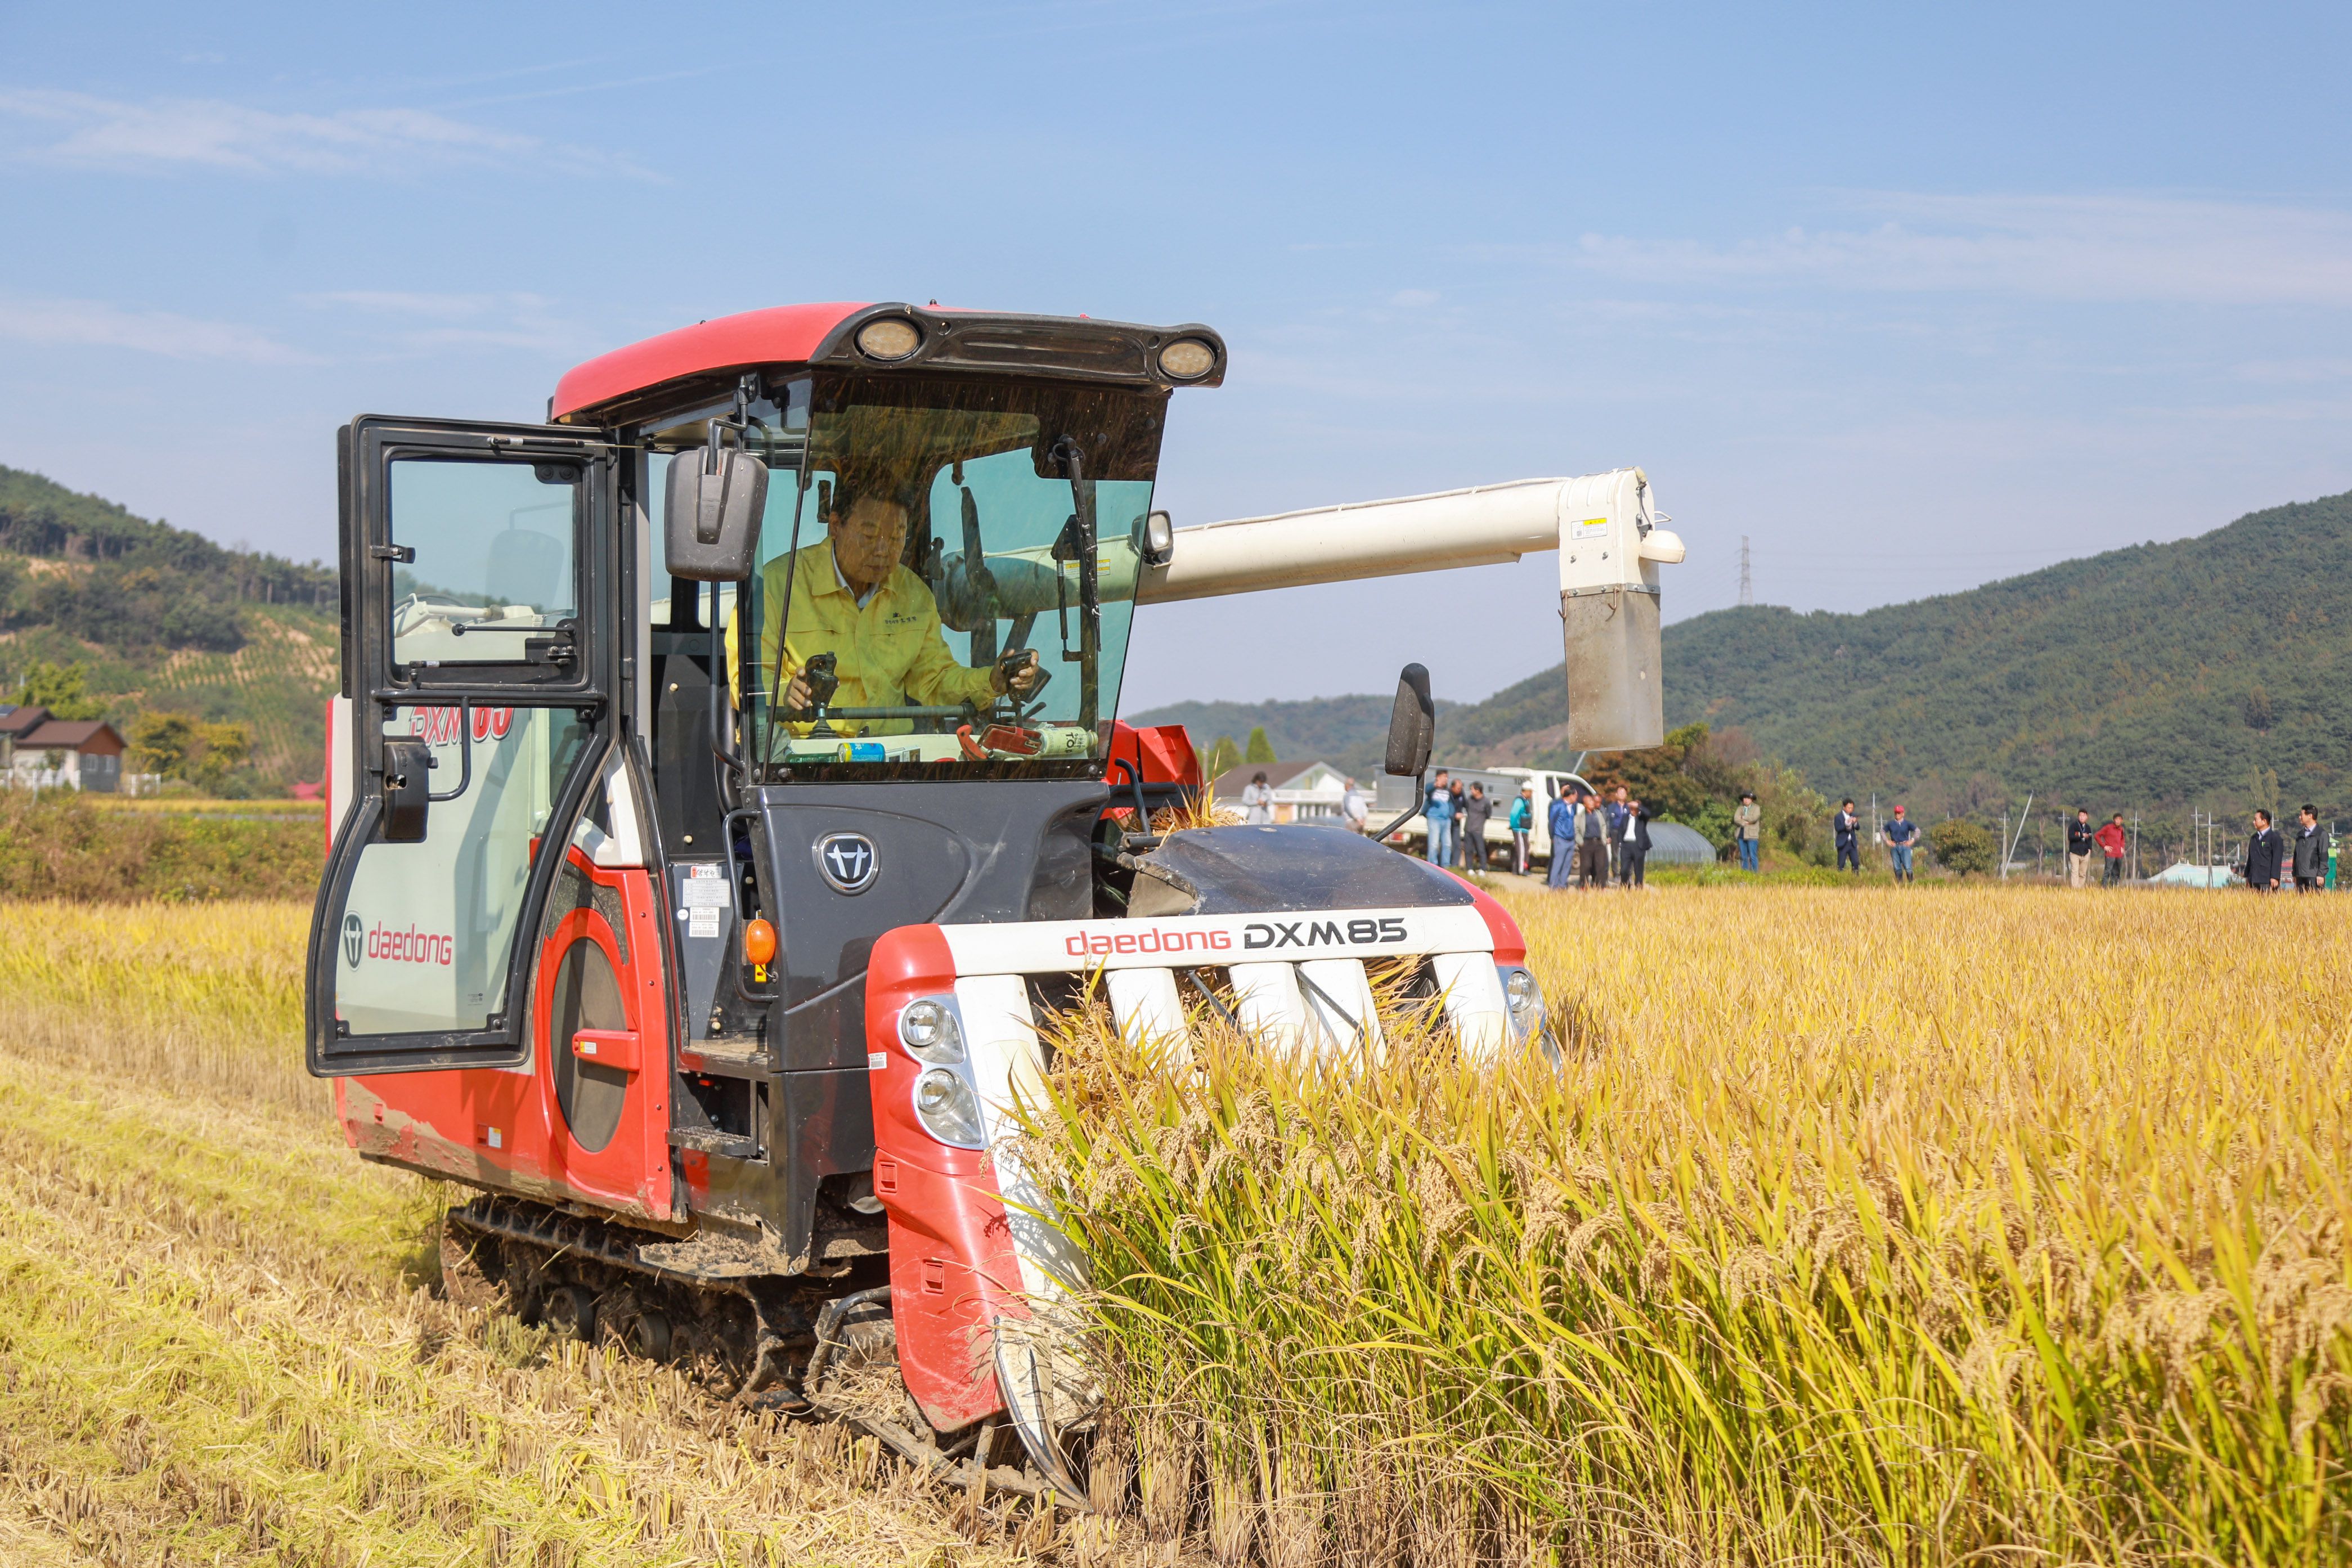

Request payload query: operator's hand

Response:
[991,649,1041,698]
[785,670,811,712]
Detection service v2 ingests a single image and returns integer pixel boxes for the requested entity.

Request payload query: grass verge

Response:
[0,900,1112,1567]
[0,789,322,900]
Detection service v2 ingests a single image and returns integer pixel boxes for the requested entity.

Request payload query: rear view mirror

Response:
[1384,663,1435,777]
[665,424,767,581]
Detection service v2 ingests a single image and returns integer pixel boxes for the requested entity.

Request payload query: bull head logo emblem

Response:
[814,832,878,895]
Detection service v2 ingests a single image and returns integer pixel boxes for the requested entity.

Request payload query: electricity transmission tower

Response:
[1739,536,1753,606]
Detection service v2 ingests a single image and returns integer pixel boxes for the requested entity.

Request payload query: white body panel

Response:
[1106,967,1188,1056]
[936,903,1494,974]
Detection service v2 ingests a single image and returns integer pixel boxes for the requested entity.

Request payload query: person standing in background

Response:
[1422,769,1454,867]
[1242,771,1274,825]
[1733,792,1761,872]
[2245,810,2284,891]
[1834,799,1862,873]
[1883,804,1919,884]
[2293,805,2329,892]
[1461,783,1492,872]
[1509,783,1534,874]
[1546,786,1576,889]
[1605,785,1631,880]
[1619,797,1653,888]
[1341,779,1368,834]
[1447,775,1470,866]
[2095,812,2128,886]
[2066,808,2095,888]
[1578,790,1610,889]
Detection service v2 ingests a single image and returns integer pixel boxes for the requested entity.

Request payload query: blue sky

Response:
[2,1,2347,713]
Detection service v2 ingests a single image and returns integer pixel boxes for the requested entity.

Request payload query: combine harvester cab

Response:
[304,301,1680,1498]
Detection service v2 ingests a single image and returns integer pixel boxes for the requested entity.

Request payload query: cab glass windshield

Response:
[731,374,1166,780]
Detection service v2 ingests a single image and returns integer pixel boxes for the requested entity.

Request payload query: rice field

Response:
[0,886,2343,1564]
[1038,883,2352,1565]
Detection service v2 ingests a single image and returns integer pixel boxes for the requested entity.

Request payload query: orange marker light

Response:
[744,918,778,967]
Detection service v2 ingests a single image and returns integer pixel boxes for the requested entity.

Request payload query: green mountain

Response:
[1649,487,2352,821]
[0,465,339,789]
[1142,487,2352,830]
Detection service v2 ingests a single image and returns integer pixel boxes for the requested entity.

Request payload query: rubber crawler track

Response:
[443,1196,1079,1504]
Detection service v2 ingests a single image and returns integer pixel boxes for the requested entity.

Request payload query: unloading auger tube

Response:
[1151,470,1686,752]
[308,298,1687,1512]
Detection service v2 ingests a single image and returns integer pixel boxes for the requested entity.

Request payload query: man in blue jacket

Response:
[1422,769,1454,867]
[1546,788,1577,888]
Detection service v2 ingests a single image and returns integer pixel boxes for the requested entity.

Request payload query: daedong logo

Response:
[342,912,365,968]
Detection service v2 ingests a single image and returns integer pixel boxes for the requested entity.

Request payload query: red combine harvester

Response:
[308,301,1685,1496]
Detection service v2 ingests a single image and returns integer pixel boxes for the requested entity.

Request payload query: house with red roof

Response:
[0,705,125,792]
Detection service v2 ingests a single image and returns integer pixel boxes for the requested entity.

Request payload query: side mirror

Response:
[665,423,767,582]
[1138,510,1175,568]
[1384,663,1435,777]
[382,739,431,843]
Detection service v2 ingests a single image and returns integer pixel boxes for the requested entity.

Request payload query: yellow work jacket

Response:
[727,541,998,735]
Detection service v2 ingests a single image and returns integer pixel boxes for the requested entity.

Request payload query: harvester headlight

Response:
[1501,966,1543,1037]
[899,998,965,1064]
[856,318,921,361]
[914,1068,986,1148]
[1156,338,1215,381]
[1138,510,1175,569]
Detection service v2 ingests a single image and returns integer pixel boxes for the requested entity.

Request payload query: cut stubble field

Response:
[0,885,2344,1565]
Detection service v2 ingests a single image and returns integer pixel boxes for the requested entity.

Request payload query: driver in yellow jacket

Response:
[727,483,1039,735]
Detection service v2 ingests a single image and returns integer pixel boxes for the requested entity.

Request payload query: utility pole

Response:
[1739,536,1753,608]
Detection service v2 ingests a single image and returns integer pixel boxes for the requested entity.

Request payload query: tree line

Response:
[0,465,336,657]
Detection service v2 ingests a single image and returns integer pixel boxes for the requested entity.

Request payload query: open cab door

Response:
[309,416,618,1077]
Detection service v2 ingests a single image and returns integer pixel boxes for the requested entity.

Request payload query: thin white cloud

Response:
[0,295,316,363]
[300,290,504,318]
[1568,194,2352,308]
[0,87,646,178]
[2233,357,2352,384]
[302,290,584,357]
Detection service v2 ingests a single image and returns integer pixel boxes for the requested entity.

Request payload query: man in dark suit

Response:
[2245,810,2284,892]
[1834,799,1862,873]
[1619,797,1654,888]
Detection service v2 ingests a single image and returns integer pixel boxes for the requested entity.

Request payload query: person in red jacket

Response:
[2094,812,2127,886]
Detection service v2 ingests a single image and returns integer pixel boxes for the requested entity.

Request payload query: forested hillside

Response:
[1142,486,2352,827]
[1653,487,2352,819]
[0,466,339,790]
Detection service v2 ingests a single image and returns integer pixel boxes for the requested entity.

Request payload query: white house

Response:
[1210,758,1355,824]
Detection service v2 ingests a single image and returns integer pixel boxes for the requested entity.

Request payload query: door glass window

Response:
[333,707,593,1036]
[389,459,581,669]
